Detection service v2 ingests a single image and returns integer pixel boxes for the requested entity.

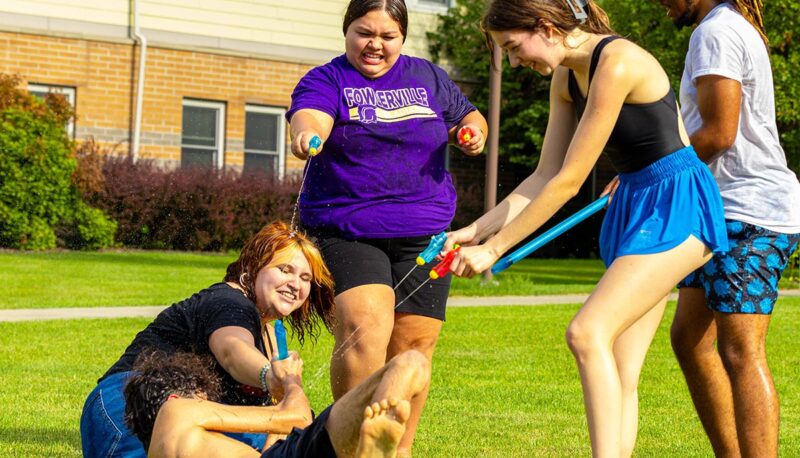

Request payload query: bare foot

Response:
[355,398,411,458]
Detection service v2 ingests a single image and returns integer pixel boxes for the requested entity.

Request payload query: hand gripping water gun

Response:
[457,126,474,144]
[308,135,322,156]
[274,319,289,360]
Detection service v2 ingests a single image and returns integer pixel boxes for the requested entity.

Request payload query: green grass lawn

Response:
[2,299,799,457]
[0,250,608,309]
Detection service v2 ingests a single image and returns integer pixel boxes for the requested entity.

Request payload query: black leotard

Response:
[568,36,686,173]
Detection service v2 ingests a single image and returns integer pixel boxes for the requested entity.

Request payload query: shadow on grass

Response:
[0,426,81,451]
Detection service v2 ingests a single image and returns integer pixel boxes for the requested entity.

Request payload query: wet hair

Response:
[124,350,222,450]
[224,221,335,345]
[482,0,614,62]
[342,0,408,42]
[728,0,767,48]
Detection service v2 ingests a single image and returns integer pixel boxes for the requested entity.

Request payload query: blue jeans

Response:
[80,371,146,458]
[80,371,267,457]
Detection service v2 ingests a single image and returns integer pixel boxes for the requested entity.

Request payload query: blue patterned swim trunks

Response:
[679,220,800,314]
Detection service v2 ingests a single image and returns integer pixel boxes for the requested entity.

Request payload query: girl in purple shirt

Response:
[286,0,488,454]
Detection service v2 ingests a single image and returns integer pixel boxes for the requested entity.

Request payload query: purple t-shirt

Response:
[286,54,476,238]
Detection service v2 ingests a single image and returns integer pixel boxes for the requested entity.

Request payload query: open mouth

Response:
[278,290,297,301]
[362,52,384,65]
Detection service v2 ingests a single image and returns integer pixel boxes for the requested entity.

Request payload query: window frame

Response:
[244,104,287,179]
[407,0,452,13]
[28,83,76,138]
[181,98,227,169]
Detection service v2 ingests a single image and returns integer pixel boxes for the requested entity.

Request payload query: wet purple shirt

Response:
[286,54,476,238]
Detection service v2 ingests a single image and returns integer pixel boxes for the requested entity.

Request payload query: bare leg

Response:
[716,312,777,458]
[615,295,668,458]
[326,350,431,458]
[671,288,739,457]
[330,285,395,400]
[566,236,711,457]
[355,398,412,458]
[385,313,442,457]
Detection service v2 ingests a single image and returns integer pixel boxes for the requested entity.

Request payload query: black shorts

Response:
[261,406,335,458]
[305,229,451,321]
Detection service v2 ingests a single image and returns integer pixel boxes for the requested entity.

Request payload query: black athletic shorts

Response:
[304,229,451,321]
[261,406,335,458]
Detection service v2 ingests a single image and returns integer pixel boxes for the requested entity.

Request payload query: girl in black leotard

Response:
[445,1,728,456]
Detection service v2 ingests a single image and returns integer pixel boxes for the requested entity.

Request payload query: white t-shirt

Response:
[680,2,800,233]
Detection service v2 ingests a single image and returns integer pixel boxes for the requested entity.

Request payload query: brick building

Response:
[0,0,454,177]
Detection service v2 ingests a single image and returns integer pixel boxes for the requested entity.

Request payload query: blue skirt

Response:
[599,146,728,267]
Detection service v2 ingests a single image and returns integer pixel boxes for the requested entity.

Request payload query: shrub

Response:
[77,142,300,251]
[0,73,116,250]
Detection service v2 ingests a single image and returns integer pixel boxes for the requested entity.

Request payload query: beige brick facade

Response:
[0,30,317,173]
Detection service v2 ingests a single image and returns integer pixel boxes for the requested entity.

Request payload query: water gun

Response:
[491,195,610,274]
[430,245,460,279]
[457,126,474,144]
[274,319,289,360]
[308,135,322,156]
[416,231,448,266]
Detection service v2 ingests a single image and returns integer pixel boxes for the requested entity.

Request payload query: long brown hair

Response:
[224,221,335,345]
[728,0,768,48]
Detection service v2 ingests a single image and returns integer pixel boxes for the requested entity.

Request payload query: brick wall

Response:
[0,31,312,173]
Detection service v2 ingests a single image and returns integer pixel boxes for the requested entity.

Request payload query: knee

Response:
[670,321,694,358]
[718,341,765,374]
[565,317,602,360]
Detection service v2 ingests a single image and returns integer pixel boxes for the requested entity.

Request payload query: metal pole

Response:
[482,42,502,282]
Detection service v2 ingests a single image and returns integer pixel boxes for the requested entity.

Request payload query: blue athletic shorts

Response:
[679,220,800,314]
[599,146,729,266]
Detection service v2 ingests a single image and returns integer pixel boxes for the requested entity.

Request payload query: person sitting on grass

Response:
[124,349,431,458]
[80,221,335,457]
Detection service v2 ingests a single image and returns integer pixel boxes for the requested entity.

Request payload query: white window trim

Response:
[407,0,452,14]
[28,83,76,138]
[244,104,287,179]
[182,99,226,169]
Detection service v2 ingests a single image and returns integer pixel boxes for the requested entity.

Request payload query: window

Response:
[28,83,76,138]
[181,99,226,169]
[408,0,452,13]
[244,105,286,178]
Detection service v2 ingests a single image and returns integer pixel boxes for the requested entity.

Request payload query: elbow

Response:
[551,174,583,200]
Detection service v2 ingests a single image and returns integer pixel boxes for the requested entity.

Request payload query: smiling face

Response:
[491,28,561,76]
[253,248,313,320]
[658,0,701,28]
[344,9,404,78]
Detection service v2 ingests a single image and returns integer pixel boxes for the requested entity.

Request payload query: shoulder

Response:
[400,55,451,80]
[200,283,255,310]
[302,55,348,83]
[692,6,747,46]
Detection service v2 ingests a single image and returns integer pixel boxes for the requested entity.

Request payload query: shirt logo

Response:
[343,87,436,124]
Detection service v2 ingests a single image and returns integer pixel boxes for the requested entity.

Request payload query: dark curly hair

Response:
[124,350,222,450]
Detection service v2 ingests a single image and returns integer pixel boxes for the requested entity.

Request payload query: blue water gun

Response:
[274,319,289,360]
[308,136,322,156]
[491,195,610,275]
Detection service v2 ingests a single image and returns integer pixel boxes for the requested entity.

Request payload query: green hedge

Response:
[0,74,116,250]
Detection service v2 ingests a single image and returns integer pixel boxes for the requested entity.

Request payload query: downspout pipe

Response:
[130,0,147,163]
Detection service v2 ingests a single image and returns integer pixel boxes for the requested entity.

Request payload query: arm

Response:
[451,51,635,277]
[148,385,312,458]
[445,66,577,250]
[209,326,271,389]
[449,109,489,156]
[289,109,334,159]
[689,75,741,163]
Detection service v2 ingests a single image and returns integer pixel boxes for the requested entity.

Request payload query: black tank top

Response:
[568,36,686,173]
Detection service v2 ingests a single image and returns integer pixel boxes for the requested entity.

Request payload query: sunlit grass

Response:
[2,299,799,457]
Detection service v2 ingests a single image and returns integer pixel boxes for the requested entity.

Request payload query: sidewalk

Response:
[3,290,800,322]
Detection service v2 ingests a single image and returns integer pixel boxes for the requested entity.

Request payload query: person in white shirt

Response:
[659,1,800,456]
